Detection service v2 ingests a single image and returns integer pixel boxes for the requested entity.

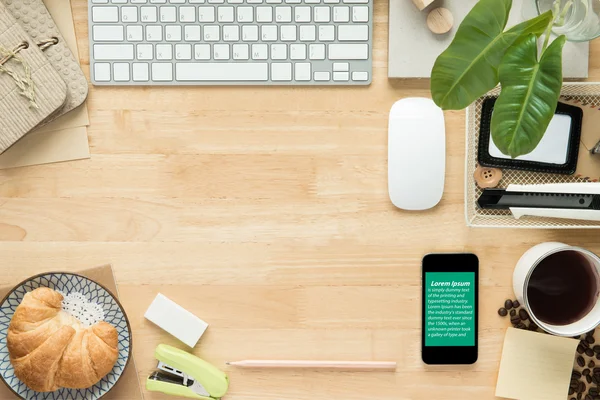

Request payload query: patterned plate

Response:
[0,273,132,399]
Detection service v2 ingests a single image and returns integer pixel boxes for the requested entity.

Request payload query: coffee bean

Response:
[570,387,577,395]
[528,324,538,331]
[589,329,596,336]
[516,323,526,329]
[513,300,520,308]
[511,316,521,325]
[590,360,596,368]
[519,309,529,321]
[586,348,595,357]
[594,346,600,354]
[582,340,590,349]
[589,387,599,395]
[574,371,583,379]
[579,392,584,400]
[592,375,599,385]
[504,299,513,310]
[579,356,586,367]
[579,345,587,354]
[510,309,516,317]
[498,308,508,317]
[587,394,593,400]
[579,381,586,393]
[589,336,597,344]
[587,375,593,384]
[596,353,600,360]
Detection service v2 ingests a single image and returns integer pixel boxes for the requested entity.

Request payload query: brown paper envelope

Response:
[561,98,600,181]
[0,265,143,399]
[0,126,89,169]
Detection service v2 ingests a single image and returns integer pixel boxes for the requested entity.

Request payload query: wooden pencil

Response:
[225,360,397,371]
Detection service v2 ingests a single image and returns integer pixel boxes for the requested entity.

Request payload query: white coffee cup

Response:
[513,242,600,337]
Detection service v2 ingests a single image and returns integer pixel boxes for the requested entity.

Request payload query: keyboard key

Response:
[305,0,320,3]
[137,43,154,59]
[290,43,306,59]
[160,6,177,22]
[198,7,215,22]
[318,25,334,41]
[208,0,225,3]
[166,25,182,41]
[189,0,205,3]
[314,71,330,81]
[156,44,173,59]
[151,0,167,3]
[237,7,253,22]
[146,25,163,41]
[314,6,330,22]
[175,43,192,59]
[179,6,196,21]
[261,25,277,41]
[267,0,282,3]
[228,0,244,3]
[333,6,349,22]
[299,25,316,41]
[185,25,201,41]
[204,25,220,41]
[127,25,143,41]
[93,25,124,41]
[243,25,259,41]
[171,0,186,4]
[214,44,230,59]
[218,6,235,22]
[140,6,157,22]
[280,25,296,41]
[352,5,368,22]
[333,71,348,81]
[94,44,134,60]
[328,43,368,59]
[256,6,273,22]
[194,43,211,59]
[271,43,286,59]
[351,71,368,81]
[271,63,292,81]
[294,63,310,81]
[343,0,368,3]
[233,43,249,59]
[94,63,111,81]
[92,0,109,3]
[131,0,147,3]
[294,6,311,22]
[308,43,325,59]
[152,63,173,81]
[122,6,138,22]
[223,25,240,41]
[333,62,348,71]
[324,0,340,3]
[275,6,292,22]
[247,0,263,3]
[285,0,301,3]
[338,24,368,41]
[113,63,130,81]
[92,6,118,22]
[176,63,268,81]
[252,43,268,59]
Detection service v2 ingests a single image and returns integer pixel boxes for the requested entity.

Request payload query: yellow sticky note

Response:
[496,328,579,400]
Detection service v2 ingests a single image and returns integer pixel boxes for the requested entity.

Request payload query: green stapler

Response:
[146,344,229,399]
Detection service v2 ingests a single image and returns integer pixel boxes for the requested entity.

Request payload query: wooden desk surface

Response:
[1,1,599,399]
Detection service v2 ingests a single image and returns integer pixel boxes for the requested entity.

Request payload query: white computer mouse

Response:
[388,97,445,210]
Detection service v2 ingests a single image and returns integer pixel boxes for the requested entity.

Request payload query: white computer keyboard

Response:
[89,0,374,85]
[88,0,372,85]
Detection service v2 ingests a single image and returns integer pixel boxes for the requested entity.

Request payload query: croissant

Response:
[7,287,119,392]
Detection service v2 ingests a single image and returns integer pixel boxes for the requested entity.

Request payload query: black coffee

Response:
[527,250,599,326]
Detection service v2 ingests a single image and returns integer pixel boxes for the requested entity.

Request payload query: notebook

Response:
[388,0,590,79]
[0,1,66,153]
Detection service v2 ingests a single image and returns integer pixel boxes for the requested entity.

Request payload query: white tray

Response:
[465,83,600,229]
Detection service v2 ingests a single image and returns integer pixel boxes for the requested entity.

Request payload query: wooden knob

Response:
[427,8,454,34]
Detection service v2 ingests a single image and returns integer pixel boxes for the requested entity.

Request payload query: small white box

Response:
[144,293,209,348]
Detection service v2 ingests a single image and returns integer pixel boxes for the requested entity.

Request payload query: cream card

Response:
[496,328,579,400]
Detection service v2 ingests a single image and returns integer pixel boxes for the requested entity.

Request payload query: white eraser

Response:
[144,293,208,348]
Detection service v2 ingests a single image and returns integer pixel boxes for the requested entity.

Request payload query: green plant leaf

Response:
[430,0,553,110]
[491,34,566,158]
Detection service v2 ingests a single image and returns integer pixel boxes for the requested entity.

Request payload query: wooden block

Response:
[412,0,435,11]
[427,7,454,34]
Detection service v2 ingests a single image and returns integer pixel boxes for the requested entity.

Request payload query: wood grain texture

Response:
[0,0,599,398]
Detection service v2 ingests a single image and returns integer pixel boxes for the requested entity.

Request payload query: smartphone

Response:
[422,253,479,365]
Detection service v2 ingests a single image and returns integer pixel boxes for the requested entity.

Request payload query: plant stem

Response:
[542,0,573,52]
